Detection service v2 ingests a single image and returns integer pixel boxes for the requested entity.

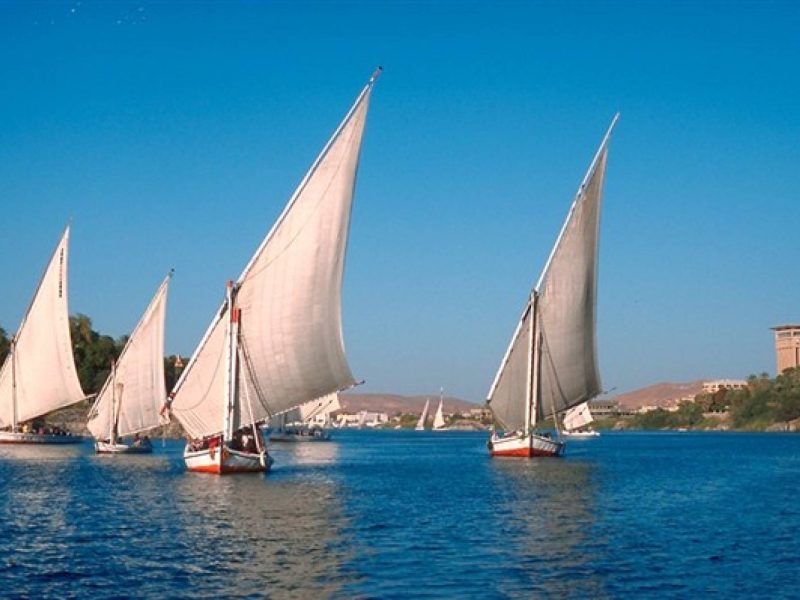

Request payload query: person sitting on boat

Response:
[133,433,142,447]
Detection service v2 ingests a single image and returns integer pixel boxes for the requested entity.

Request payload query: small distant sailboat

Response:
[86,272,172,454]
[432,389,447,431]
[167,69,380,474]
[415,398,430,431]
[269,392,340,442]
[0,226,86,444]
[562,401,600,439]
[487,115,618,458]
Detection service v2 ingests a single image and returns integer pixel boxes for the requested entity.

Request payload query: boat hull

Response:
[488,432,565,457]
[95,440,153,454]
[563,429,600,439]
[184,444,272,474]
[0,431,83,445]
[269,430,331,443]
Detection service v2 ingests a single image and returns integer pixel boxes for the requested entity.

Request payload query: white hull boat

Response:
[488,431,564,457]
[0,431,83,445]
[184,444,271,474]
[562,429,600,439]
[95,438,153,454]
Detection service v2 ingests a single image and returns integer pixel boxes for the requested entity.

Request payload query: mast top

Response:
[369,66,383,85]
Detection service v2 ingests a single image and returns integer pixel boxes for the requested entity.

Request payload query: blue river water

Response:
[1,430,798,598]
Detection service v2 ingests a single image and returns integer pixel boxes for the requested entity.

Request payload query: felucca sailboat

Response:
[487,116,618,458]
[415,398,430,431]
[0,226,86,444]
[86,272,172,454]
[432,389,447,431]
[268,392,340,442]
[562,401,599,439]
[166,69,380,474]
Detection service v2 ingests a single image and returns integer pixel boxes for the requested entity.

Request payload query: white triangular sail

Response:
[415,398,430,431]
[0,227,85,428]
[432,396,446,430]
[562,401,594,432]
[86,273,171,440]
[280,392,341,425]
[487,116,617,431]
[171,71,378,440]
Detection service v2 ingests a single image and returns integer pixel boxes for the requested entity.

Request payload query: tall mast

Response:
[222,281,240,442]
[525,293,537,433]
[11,337,17,431]
[110,360,117,444]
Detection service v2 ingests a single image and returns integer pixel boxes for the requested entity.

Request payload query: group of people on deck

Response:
[186,425,260,454]
[8,422,74,436]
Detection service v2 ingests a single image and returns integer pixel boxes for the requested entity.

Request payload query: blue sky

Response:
[0,1,798,402]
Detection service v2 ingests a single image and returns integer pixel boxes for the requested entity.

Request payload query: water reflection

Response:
[269,439,341,470]
[490,457,607,597]
[171,442,350,597]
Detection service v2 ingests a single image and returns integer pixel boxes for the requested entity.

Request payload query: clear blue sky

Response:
[1,1,798,402]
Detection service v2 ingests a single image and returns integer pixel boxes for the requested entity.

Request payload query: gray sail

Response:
[486,115,617,431]
[535,127,614,420]
[487,301,533,432]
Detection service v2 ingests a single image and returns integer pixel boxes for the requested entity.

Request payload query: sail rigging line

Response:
[239,348,264,455]
[537,317,570,419]
[524,293,536,434]
[237,327,274,418]
[10,338,17,429]
[234,68,381,289]
[238,140,356,284]
[535,114,619,292]
[170,305,227,412]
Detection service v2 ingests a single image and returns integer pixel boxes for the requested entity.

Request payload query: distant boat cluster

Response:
[0,68,613,472]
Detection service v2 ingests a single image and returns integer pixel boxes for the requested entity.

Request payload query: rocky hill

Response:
[609,381,705,410]
[340,392,480,415]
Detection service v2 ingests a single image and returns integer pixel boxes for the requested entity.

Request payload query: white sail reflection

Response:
[268,439,341,470]
[171,471,351,595]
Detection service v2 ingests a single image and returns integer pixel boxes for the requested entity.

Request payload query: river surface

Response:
[1,430,798,598]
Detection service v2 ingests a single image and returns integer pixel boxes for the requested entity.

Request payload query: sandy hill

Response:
[340,392,480,415]
[608,381,705,410]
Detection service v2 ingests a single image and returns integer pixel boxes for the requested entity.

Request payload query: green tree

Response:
[69,314,124,394]
[0,326,9,366]
[675,400,704,426]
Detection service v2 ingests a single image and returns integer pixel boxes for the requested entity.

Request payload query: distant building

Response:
[468,407,492,420]
[772,324,800,374]
[334,411,389,428]
[702,380,747,394]
[589,400,634,417]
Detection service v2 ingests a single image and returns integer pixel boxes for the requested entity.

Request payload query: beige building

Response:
[702,380,747,394]
[772,324,800,374]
